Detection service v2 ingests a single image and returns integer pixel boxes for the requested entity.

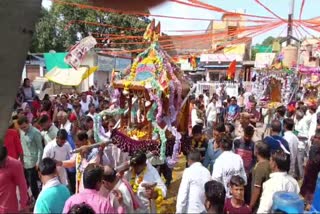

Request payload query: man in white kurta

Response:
[257,151,300,213]
[125,152,167,213]
[42,129,72,185]
[176,151,211,213]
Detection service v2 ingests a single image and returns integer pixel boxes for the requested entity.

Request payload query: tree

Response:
[261,36,275,46]
[261,36,286,47]
[30,0,150,53]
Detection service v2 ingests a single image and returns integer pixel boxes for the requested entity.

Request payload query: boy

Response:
[223,175,251,214]
[233,126,256,203]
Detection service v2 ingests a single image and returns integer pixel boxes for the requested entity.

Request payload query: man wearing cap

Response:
[125,151,166,213]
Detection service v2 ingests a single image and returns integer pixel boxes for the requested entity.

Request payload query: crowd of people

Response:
[1,78,320,213]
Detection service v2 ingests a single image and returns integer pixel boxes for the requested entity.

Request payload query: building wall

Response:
[26,65,40,82]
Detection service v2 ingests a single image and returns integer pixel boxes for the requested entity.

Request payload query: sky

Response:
[42,0,319,44]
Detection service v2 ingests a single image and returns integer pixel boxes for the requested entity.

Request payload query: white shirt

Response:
[87,112,97,119]
[176,162,211,214]
[204,95,210,108]
[80,96,92,114]
[294,117,309,140]
[125,162,167,213]
[257,172,300,213]
[191,108,199,128]
[206,102,217,122]
[308,112,319,143]
[283,131,299,178]
[41,124,59,146]
[42,140,72,185]
[212,151,247,197]
[60,120,72,135]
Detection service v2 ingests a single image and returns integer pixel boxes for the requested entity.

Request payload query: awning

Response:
[45,66,98,86]
[44,52,71,71]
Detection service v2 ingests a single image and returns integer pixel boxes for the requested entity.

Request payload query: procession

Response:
[1,0,320,213]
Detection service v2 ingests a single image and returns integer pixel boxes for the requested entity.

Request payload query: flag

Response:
[227,60,236,80]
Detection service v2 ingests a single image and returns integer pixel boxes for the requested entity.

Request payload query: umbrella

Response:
[45,66,98,86]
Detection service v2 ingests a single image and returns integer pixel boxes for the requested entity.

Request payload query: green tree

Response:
[261,36,275,46]
[30,0,149,53]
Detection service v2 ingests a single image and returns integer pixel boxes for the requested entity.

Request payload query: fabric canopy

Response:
[44,52,71,71]
[45,66,98,86]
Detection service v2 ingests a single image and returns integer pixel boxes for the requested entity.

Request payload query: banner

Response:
[65,36,97,69]
[254,53,275,68]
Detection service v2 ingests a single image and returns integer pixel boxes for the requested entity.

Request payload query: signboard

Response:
[254,53,275,69]
[200,54,243,62]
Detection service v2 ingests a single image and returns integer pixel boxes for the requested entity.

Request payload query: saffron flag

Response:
[227,60,236,80]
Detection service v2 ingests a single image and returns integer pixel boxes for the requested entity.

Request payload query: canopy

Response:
[44,52,71,71]
[45,66,98,86]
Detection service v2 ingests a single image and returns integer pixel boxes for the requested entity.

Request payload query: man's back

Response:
[0,157,27,213]
[212,151,247,197]
[4,129,22,159]
[283,131,299,177]
[35,184,70,213]
[63,189,118,213]
[176,162,211,213]
[263,135,290,154]
[258,172,299,213]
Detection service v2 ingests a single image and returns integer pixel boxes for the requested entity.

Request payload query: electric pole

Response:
[287,0,295,46]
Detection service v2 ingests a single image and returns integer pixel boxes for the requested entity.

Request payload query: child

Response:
[224,175,252,214]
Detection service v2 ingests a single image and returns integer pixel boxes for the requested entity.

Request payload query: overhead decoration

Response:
[88,0,166,12]
[65,35,97,69]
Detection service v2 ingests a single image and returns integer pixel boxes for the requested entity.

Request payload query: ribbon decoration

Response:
[111,130,159,155]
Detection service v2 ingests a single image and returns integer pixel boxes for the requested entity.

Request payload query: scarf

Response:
[121,178,141,210]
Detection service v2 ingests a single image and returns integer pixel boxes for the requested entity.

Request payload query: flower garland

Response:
[129,167,147,193]
[128,129,148,139]
[75,153,82,193]
[166,125,182,168]
[154,187,164,212]
[153,122,167,161]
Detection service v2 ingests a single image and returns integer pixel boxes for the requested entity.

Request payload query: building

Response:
[300,38,320,67]
[199,10,252,81]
